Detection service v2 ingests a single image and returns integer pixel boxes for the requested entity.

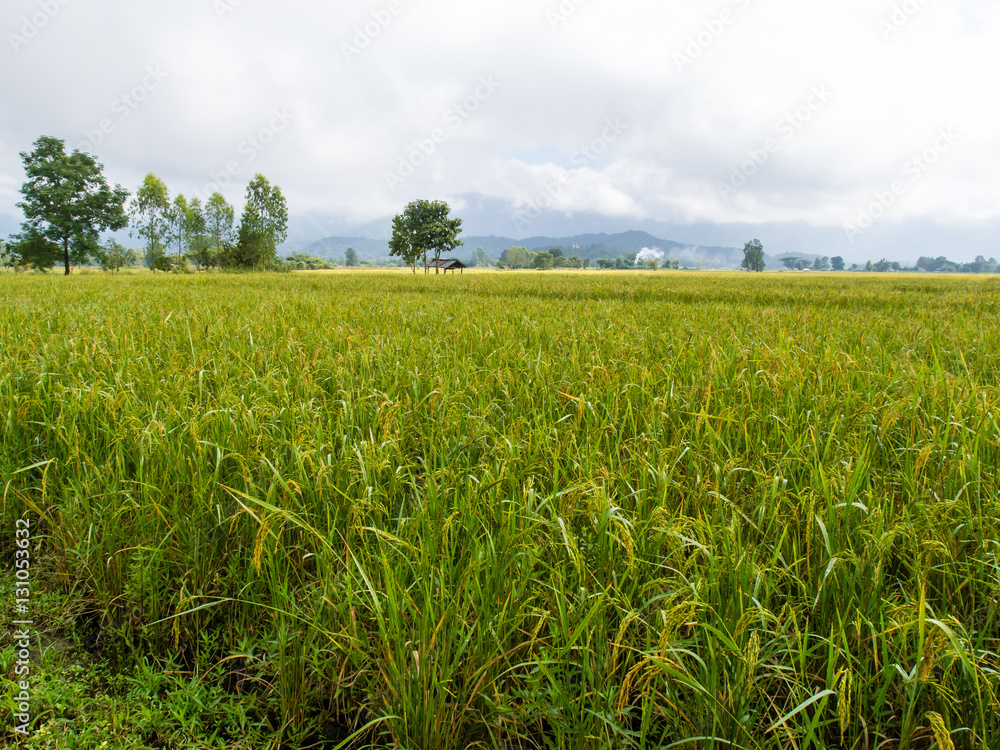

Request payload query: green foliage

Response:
[234,174,288,270]
[132,173,171,273]
[204,192,235,269]
[2,273,999,748]
[0,238,16,272]
[533,251,555,270]
[917,255,998,274]
[345,246,358,267]
[95,239,129,272]
[473,246,490,267]
[742,238,766,272]
[831,255,846,271]
[283,252,334,270]
[17,136,129,275]
[501,246,534,269]
[181,196,211,271]
[389,199,463,273]
[6,231,61,272]
[167,194,189,266]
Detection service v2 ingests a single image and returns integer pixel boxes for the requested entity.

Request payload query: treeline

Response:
[824,256,999,273]
[497,246,684,270]
[1,136,289,275]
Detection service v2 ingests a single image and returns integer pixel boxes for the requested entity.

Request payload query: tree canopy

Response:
[741,239,765,272]
[205,192,235,268]
[132,173,171,272]
[234,175,288,270]
[17,136,129,275]
[388,199,463,273]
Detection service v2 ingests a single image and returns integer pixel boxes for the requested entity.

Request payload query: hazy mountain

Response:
[300,229,781,269]
[284,192,1000,266]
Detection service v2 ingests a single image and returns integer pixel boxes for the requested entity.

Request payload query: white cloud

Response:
[1,0,998,257]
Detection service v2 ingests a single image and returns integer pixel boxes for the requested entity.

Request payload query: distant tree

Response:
[813,256,831,271]
[873,258,893,273]
[503,246,532,269]
[597,258,615,269]
[284,252,334,270]
[132,173,171,273]
[388,199,463,274]
[7,232,59,272]
[831,256,845,272]
[963,255,998,274]
[566,255,582,269]
[795,259,811,271]
[95,239,129,273]
[533,252,554,270]
[582,258,591,269]
[17,136,129,275]
[185,198,212,271]
[669,259,680,270]
[548,247,564,260]
[780,257,798,270]
[235,174,288,270]
[345,247,359,267]
[205,192,235,268]
[474,246,489,267]
[0,238,16,272]
[168,194,189,267]
[741,239,765,272]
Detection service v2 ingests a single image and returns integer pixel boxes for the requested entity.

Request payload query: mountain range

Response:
[298,230,804,270]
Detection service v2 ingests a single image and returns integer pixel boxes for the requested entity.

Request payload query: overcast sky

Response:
[2,0,998,261]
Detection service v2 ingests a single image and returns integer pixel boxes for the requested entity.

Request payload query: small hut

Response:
[425,259,467,274]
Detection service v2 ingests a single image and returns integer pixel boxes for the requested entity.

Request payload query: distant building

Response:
[425,259,467,274]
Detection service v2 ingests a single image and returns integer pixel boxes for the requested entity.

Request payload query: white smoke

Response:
[636,247,665,263]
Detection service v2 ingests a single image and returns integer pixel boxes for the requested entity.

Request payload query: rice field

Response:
[2,270,999,749]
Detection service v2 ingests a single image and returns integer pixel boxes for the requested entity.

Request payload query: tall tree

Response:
[831,256,845,272]
[0,238,11,271]
[235,174,288,270]
[741,239,765,273]
[132,173,171,273]
[17,136,129,275]
[185,197,211,270]
[168,194,189,267]
[205,192,235,268]
[345,247,359,267]
[388,213,420,273]
[388,199,463,274]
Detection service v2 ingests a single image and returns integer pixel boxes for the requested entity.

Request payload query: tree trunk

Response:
[63,238,71,275]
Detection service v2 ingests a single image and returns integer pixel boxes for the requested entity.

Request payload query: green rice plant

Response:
[2,271,998,749]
